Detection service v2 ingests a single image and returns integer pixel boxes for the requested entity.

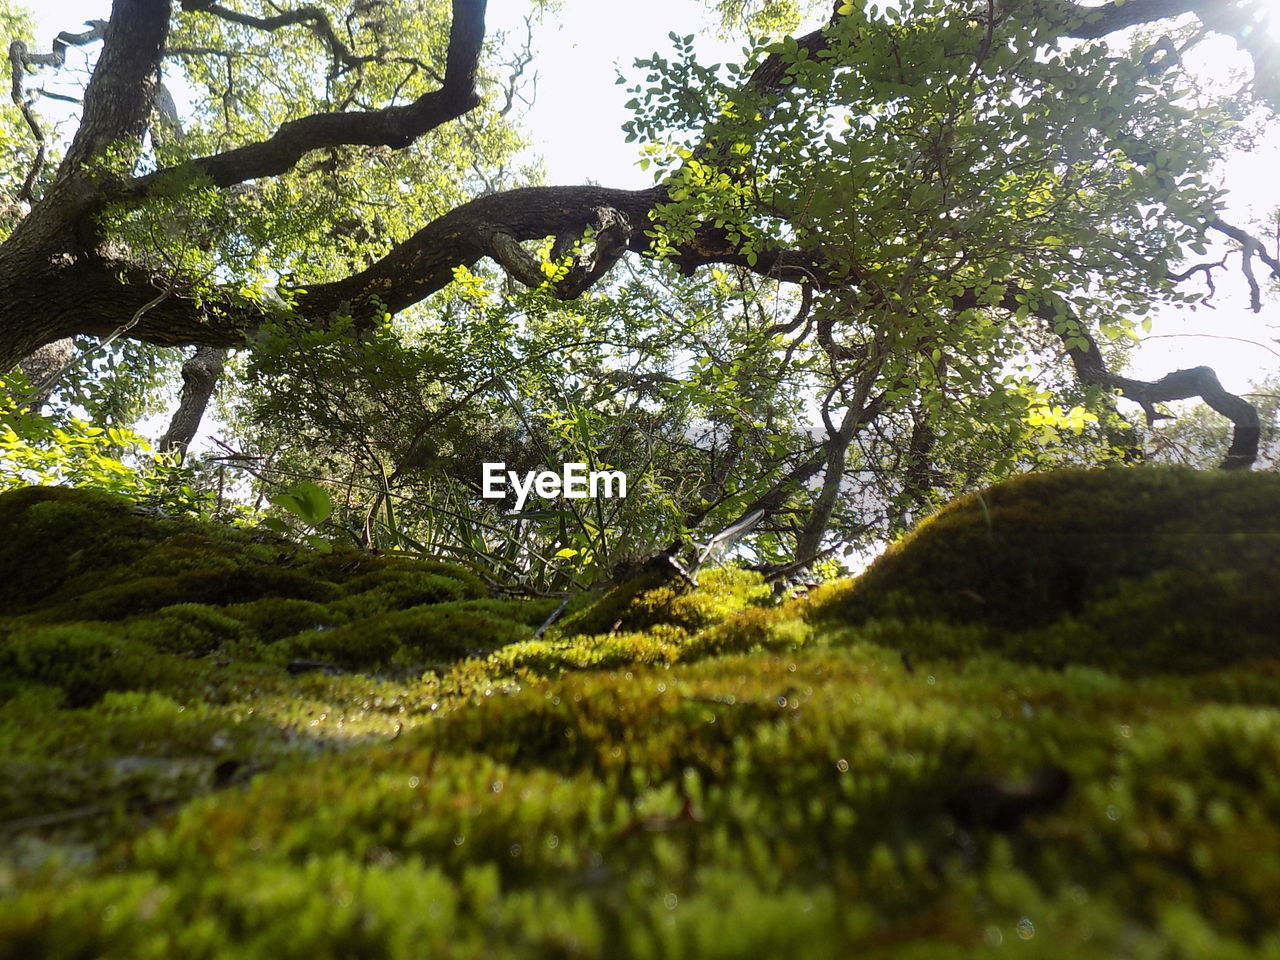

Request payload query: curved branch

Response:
[1051,0,1202,39]
[291,183,834,320]
[127,0,486,194]
[954,286,1260,469]
[7,19,109,200]
[487,212,632,300]
[179,0,364,76]
[1205,217,1280,313]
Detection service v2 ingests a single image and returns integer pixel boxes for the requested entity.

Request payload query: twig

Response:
[22,287,171,404]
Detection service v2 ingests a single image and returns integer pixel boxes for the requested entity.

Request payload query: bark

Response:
[159,345,226,454]
[16,338,77,410]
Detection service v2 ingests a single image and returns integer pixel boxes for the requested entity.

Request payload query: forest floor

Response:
[0,467,1278,958]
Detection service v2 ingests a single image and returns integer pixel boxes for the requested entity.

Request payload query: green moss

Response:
[0,623,198,708]
[306,553,488,600]
[558,567,771,637]
[121,603,252,656]
[223,598,348,641]
[270,605,532,671]
[36,566,341,622]
[810,467,1280,673]
[332,567,479,617]
[0,486,156,613]
[433,596,563,629]
[4,475,1280,956]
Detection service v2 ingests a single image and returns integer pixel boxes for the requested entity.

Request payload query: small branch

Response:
[7,20,108,200]
[180,0,365,77]
[1141,332,1280,362]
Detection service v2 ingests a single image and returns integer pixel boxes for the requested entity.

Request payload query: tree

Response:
[3,0,1278,581]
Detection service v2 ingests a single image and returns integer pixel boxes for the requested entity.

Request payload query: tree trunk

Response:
[17,338,77,410]
[159,346,226,455]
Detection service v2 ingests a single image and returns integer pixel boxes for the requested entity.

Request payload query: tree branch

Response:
[954,285,1261,469]
[1205,217,1280,313]
[159,345,225,454]
[179,0,365,76]
[127,0,486,194]
[7,19,109,200]
[62,0,169,172]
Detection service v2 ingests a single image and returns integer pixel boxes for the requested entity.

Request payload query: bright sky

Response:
[25,0,1280,396]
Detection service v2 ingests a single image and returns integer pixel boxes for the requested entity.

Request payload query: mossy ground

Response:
[1,469,1279,958]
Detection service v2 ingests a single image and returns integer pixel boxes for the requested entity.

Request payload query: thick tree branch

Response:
[1039,0,1277,106]
[290,183,833,320]
[127,0,486,193]
[160,345,225,454]
[16,338,77,411]
[63,0,169,172]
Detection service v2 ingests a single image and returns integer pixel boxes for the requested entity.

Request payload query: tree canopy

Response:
[3,0,1278,587]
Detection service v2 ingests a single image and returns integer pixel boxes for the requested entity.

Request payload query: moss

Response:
[222,598,348,641]
[558,568,771,637]
[432,596,563,629]
[332,567,479,617]
[0,623,198,708]
[121,603,252,656]
[4,476,1280,956]
[688,605,811,658]
[270,605,532,671]
[553,571,667,636]
[35,566,341,622]
[810,467,1280,673]
[0,486,157,613]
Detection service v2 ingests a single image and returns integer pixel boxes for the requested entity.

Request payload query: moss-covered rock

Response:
[809,467,1280,672]
[269,603,534,672]
[0,623,199,708]
[558,567,773,637]
[0,486,158,613]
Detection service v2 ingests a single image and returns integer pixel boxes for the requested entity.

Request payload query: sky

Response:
[23,0,1280,398]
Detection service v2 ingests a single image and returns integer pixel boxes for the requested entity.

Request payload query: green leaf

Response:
[270,480,332,526]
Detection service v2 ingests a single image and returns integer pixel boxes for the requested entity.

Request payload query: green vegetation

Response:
[2,468,1279,957]
[809,467,1280,673]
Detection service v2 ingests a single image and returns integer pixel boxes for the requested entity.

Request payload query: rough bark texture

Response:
[16,338,77,410]
[159,346,226,454]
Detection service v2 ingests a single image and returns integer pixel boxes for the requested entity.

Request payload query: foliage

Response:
[0,374,209,514]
